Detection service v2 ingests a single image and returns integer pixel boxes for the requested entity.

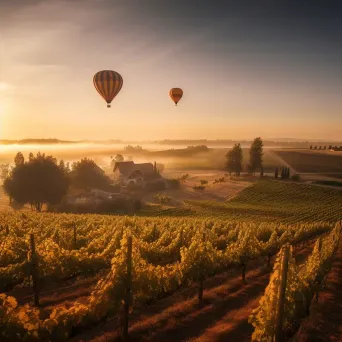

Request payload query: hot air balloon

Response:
[169,88,183,106]
[93,70,123,108]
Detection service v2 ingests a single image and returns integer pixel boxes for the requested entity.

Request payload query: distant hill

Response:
[1,138,341,147]
[153,139,342,148]
[0,139,78,145]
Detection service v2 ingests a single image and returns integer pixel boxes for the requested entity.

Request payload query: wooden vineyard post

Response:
[315,238,323,303]
[30,233,40,306]
[198,233,206,303]
[274,245,290,342]
[73,223,77,249]
[122,236,132,341]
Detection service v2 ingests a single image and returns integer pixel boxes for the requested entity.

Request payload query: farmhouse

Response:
[113,161,157,185]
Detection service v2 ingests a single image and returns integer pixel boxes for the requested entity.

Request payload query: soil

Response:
[69,242,313,342]
[294,239,342,342]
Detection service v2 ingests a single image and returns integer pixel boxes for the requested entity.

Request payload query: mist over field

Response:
[1,141,342,173]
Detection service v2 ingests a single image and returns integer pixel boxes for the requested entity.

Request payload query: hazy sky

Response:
[1,0,341,141]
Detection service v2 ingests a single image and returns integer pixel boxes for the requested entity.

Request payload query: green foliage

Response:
[291,174,301,182]
[178,174,189,182]
[70,158,111,191]
[3,152,69,211]
[14,152,25,167]
[249,137,264,174]
[124,145,143,152]
[213,177,225,184]
[154,193,172,204]
[115,154,124,162]
[0,212,338,341]
[193,185,206,191]
[187,180,342,224]
[226,143,243,176]
[166,178,180,189]
[250,223,341,340]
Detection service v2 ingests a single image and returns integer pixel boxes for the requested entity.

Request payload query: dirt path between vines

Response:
[71,242,314,342]
[294,239,342,342]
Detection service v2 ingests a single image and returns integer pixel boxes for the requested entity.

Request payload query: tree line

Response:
[310,145,342,151]
[3,152,113,211]
[226,138,294,180]
[226,137,264,176]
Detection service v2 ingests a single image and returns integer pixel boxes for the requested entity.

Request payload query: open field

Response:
[147,170,252,205]
[272,149,342,173]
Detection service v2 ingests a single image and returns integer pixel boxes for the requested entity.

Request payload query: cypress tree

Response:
[275,167,278,179]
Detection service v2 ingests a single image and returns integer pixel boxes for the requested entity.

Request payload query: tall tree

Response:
[70,158,111,191]
[14,152,25,166]
[115,154,124,162]
[4,152,69,211]
[226,143,243,176]
[249,137,264,175]
[280,167,285,179]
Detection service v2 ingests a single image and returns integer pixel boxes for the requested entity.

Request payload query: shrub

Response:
[70,158,112,191]
[166,178,180,189]
[291,174,301,182]
[178,174,189,182]
[213,177,225,184]
[144,179,166,192]
[154,193,172,204]
[200,180,208,185]
[50,197,141,214]
[193,185,205,191]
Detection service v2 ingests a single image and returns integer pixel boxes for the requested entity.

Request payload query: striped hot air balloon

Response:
[169,88,183,106]
[93,70,123,108]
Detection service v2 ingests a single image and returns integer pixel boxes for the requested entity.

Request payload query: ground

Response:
[147,170,253,206]
[295,239,342,342]
[70,241,316,342]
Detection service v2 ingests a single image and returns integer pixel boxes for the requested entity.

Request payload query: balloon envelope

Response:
[169,88,183,106]
[93,70,123,108]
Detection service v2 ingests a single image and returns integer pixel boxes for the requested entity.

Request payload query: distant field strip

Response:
[186,180,342,223]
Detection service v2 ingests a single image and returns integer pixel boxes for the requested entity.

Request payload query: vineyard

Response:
[0,180,342,341]
[186,180,342,223]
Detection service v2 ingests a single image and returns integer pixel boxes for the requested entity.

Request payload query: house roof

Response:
[114,161,135,176]
[94,164,105,174]
[114,161,155,178]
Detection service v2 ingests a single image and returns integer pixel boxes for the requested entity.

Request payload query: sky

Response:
[0,0,342,141]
